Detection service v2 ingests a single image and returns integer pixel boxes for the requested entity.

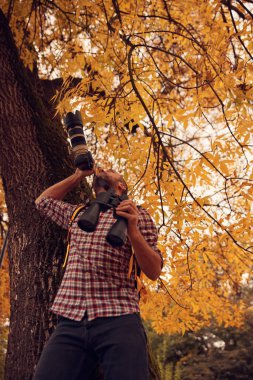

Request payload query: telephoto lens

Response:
[63,110,94,170]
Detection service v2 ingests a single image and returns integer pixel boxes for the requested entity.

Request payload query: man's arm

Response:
[116,200,162,281]
[35,168,94,203]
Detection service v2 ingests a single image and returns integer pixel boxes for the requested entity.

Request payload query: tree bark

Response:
[0,9,85,380]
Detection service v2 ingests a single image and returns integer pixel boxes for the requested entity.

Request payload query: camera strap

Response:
[62,204,86,268]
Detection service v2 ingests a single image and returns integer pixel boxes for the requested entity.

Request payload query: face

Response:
[93,169,126,195]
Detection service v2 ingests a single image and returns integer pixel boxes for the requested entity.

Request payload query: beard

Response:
[92,173,114,193]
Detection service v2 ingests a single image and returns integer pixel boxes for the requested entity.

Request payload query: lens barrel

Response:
[64,110,83,129]
[64,110,94,170]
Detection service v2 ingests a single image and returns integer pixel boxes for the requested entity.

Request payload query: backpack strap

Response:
[62,205,86,268]
[128,249,147,296]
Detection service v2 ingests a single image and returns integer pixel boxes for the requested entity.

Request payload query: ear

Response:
[117,181,126,193]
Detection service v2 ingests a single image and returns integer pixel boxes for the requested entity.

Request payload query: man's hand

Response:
[116,200,162,280]
[116,200,139,236]
[74,167,95,180]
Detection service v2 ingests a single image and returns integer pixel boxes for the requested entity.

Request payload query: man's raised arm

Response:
[35,168,94,204]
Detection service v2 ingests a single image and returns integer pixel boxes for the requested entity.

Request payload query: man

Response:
[33,167,162,380]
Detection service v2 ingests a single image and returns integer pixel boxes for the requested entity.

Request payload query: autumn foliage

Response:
[0,183,9,324]
[0,182,9,378]
[1,0,253,334]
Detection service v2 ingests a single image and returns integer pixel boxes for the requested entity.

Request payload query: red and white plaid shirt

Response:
[36,196,162,321]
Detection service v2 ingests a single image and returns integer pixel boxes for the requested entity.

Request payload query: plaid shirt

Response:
[35,196,162,321]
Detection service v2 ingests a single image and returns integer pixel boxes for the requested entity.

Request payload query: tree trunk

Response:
[0,9,85,380]
[171,361,177,380]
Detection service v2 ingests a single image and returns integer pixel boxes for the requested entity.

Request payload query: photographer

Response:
[33,167,163,380]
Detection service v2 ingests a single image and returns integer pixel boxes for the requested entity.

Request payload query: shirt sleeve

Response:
[35,196,77,230]
[137,207,163,268]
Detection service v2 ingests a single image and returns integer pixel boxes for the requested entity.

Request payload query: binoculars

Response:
[78,189,128,247]
[63,110,94,170]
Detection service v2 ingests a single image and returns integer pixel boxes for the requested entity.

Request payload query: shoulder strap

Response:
[62,205,86,268]
[128,250,147,297]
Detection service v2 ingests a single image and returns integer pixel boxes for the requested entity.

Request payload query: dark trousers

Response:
[33,313,148,380]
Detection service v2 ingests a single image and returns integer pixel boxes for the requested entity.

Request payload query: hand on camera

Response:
[74,166,95,180]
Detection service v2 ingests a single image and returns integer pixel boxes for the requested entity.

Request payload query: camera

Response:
[63,110,94,170]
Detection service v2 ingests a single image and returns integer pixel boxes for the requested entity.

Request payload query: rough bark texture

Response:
[0,9,87,380]
[0,8,161,380]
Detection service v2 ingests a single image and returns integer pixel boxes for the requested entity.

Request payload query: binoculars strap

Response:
[62,205,86,268]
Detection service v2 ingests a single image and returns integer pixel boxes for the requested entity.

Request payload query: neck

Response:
[95,187,122,197]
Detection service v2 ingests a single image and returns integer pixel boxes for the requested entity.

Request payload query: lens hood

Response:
[64,110,83,129]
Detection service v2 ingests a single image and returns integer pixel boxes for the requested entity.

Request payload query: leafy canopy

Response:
[2,0,253,333]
